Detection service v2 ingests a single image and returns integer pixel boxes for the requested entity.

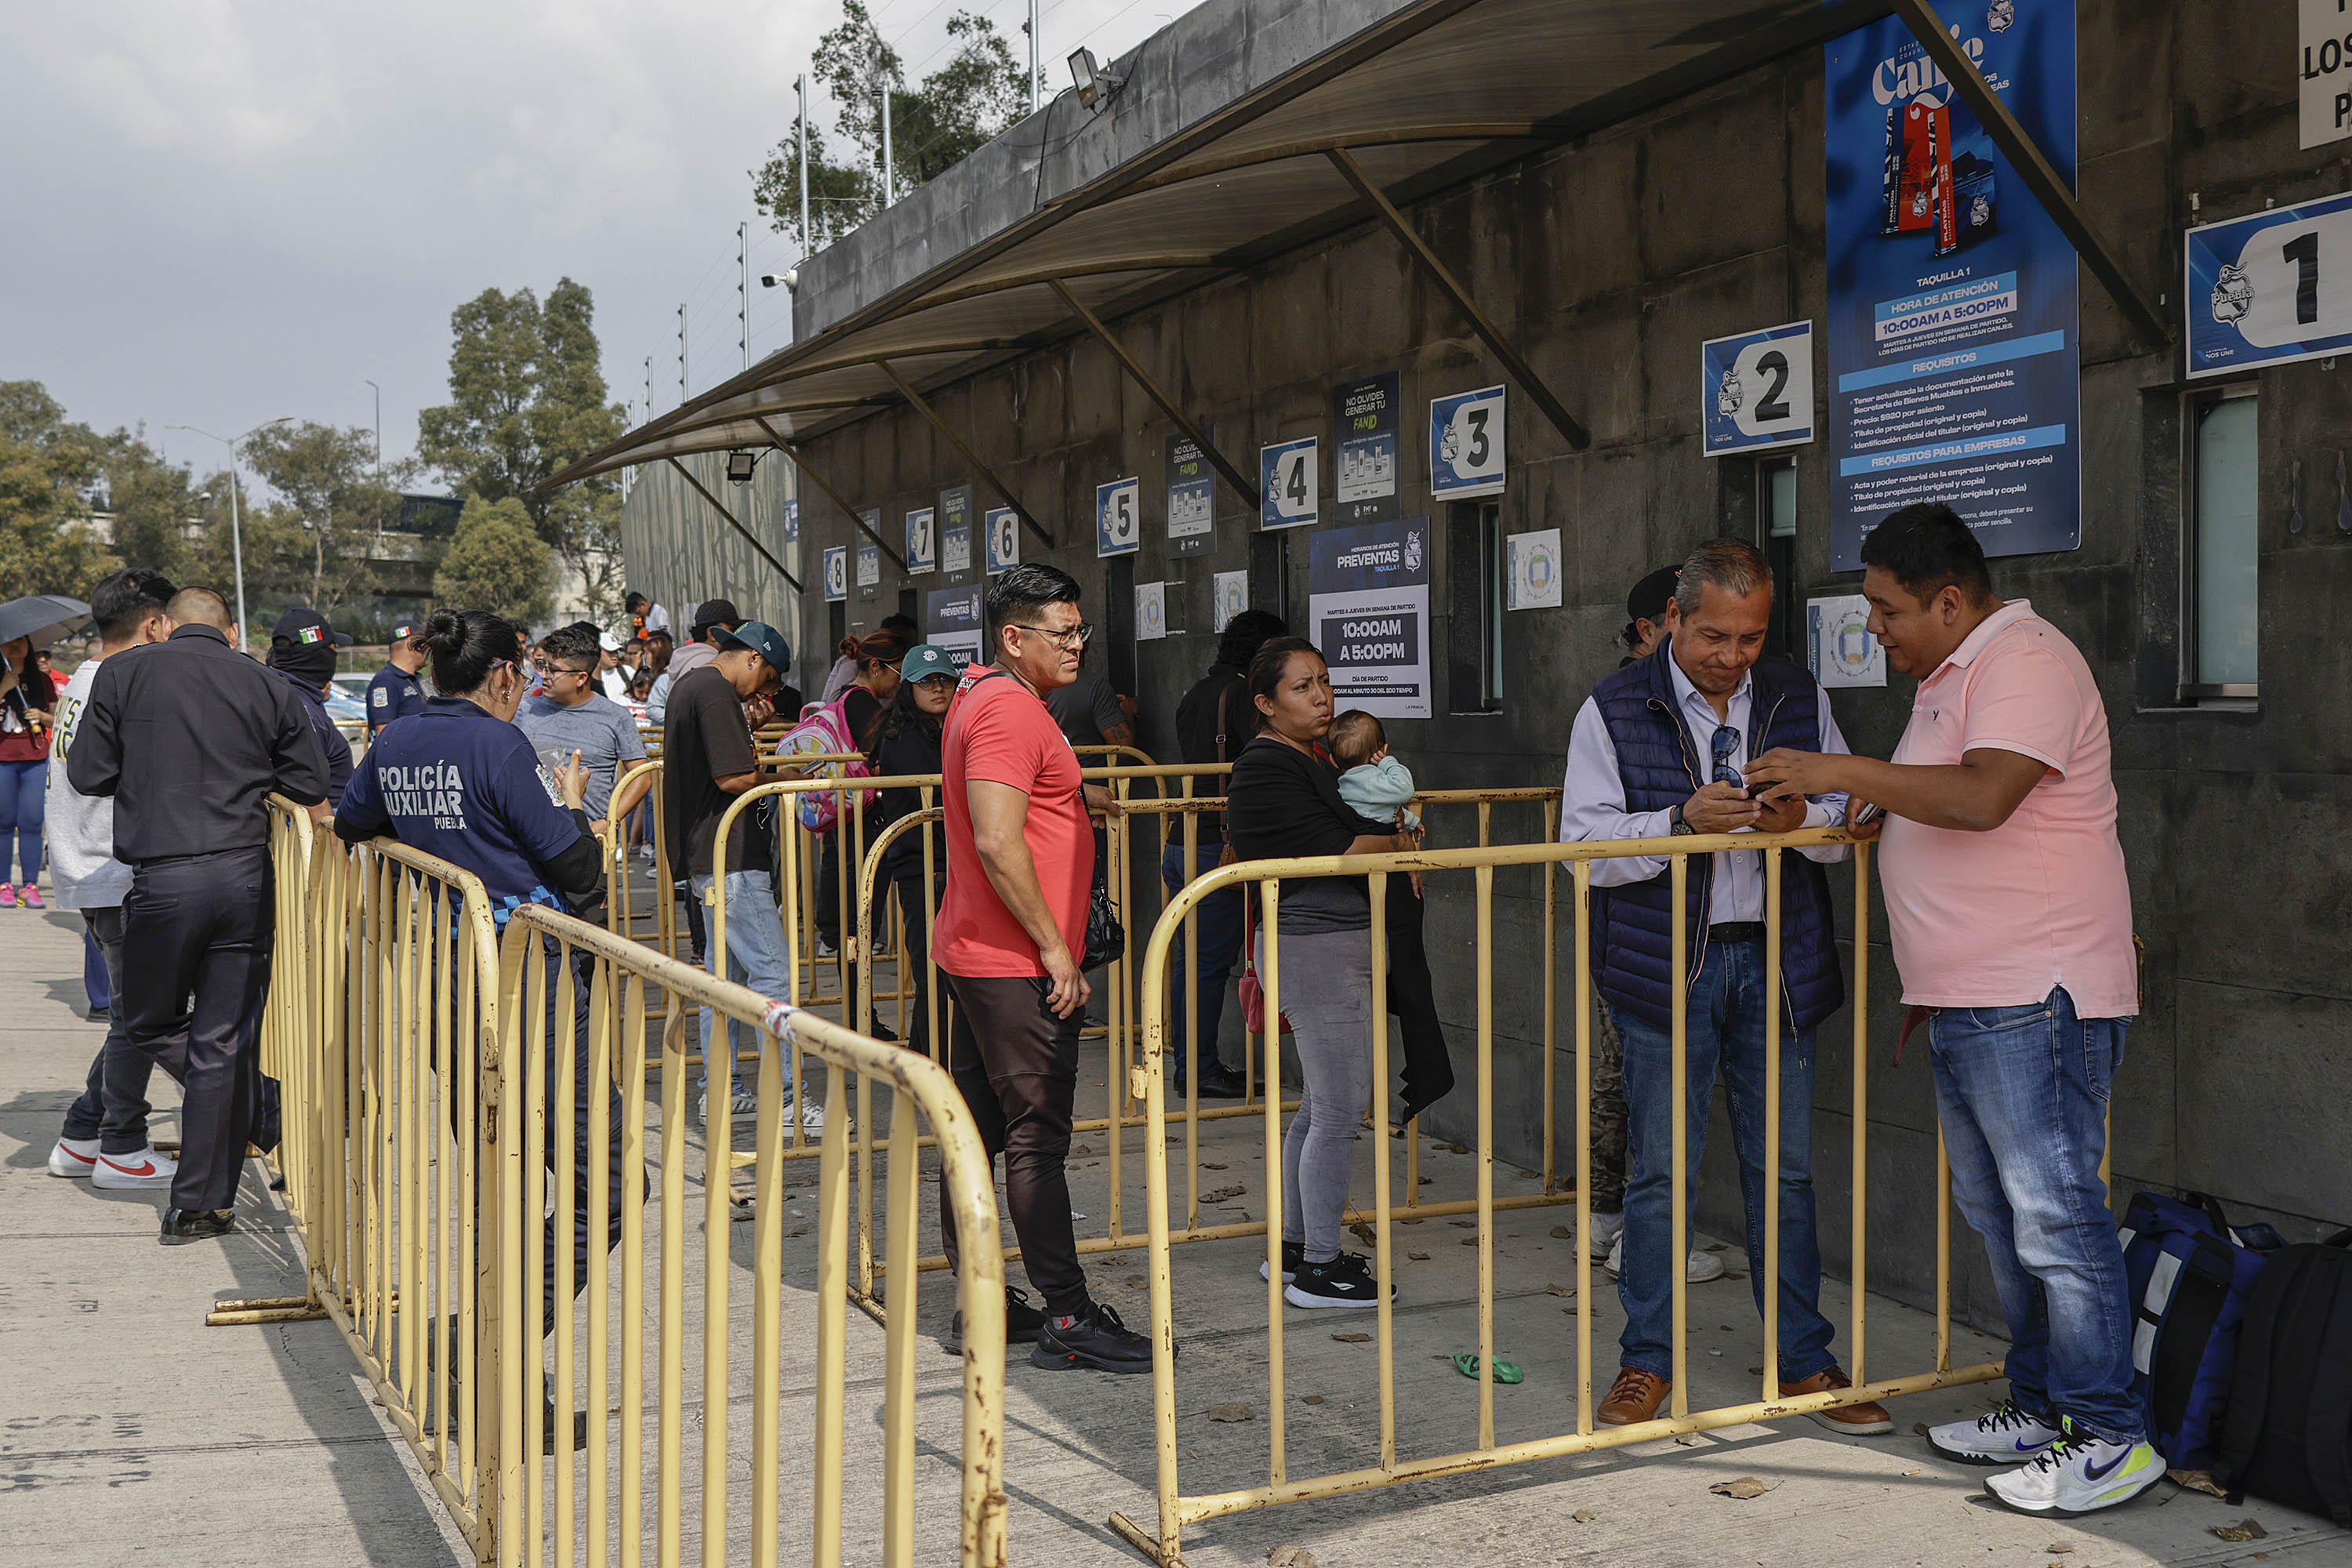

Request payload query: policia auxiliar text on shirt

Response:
[67,588,332,1242]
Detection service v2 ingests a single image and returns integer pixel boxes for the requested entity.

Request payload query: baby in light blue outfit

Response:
[1330,710,1420,830]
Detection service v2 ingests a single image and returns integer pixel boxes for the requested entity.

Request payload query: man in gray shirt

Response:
[519,621,650,831]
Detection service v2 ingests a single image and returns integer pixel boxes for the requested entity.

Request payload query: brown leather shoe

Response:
[1596,1365,1671,1427]
[1780,1365,1893,1434]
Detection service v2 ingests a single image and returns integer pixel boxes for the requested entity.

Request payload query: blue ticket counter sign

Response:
[1096,476,1141,557]
[2188,192,2352,377]
[822,545,847,603]
[984,506,1019,574]
[1260,437,1319,530]
[1702,321,1816,456]
[1428,386,1505,499]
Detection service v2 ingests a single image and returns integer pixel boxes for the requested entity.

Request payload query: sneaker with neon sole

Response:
[49,1136,99,1178]
[1927,1400,2063,1465]
[94,1145,179,1190]
[1983,1422,2161,1516]
[20,884,42,908]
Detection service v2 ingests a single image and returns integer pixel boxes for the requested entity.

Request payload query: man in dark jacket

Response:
[1559,539,1883,1434]
[265,606,356,808]
[69,587,330,1241]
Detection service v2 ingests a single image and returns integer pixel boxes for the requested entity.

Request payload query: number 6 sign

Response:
[1096,477,1141,557]
[1700,321,1815,456]
[1429,387,1505,499]
[984,506,1019,574]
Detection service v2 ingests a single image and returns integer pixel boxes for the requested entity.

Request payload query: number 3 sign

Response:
[1700,321,1814,456]
[1429,387,1505,499]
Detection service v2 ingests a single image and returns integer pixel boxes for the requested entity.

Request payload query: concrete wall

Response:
[617,454,820,684]
[644,0,2352,1330]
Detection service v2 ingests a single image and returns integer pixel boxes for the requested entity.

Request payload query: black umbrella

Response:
[0,594,93,650]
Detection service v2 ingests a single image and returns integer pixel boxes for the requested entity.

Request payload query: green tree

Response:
[241,420,407,615]
[416,278,626,614]
[752,4,1036,245]
[0,379,116,598]
[433,495,552,625]
[95,430,201,583]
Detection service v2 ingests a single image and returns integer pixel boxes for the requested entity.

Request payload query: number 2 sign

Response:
[1429,387,1505,499]
[1700,321,1815,456]
[1260,437,1319,530]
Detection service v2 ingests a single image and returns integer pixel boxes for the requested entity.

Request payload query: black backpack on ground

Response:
[2212,1230,2352,1525]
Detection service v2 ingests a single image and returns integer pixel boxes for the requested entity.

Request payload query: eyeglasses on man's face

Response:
[531,657,595,679]
[1011,622,1093,650]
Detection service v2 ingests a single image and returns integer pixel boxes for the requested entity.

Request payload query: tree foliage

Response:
[0,379,118,599]
[433,495,552,626]
[416,278,626,615]
[241,421,408,615]
[752,3,1036,248]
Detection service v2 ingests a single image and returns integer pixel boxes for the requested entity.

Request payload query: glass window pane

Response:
[1767,459,1797,539]
[2194,396,2259,688]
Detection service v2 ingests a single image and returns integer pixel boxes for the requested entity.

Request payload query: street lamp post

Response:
[364,379,382,471]
[167,417,291,647]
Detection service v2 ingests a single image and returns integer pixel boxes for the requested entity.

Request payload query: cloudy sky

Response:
[2,0,1172,485]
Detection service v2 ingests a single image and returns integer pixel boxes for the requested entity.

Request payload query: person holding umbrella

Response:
[0,593,88,907]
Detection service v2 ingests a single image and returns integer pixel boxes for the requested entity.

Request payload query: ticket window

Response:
[1759,456,1798,662]
[2182,386,2259,701]
[1445,501,1504,714]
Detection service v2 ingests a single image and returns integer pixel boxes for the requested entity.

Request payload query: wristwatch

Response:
[1669,803,1695,836]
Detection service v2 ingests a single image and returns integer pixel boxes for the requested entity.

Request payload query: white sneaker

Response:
[816,938,837,959]
[1927,1401,2063,1465]
[637,845,654,861]
[1604,1231,1727,1283]
[800,1099,844,1136]
[1984,1425,2162,1516]
[49,1136,99,1178]
[730,1090,760,1120]
[93,1145,179,1190]
[1585,1209,1625,1261]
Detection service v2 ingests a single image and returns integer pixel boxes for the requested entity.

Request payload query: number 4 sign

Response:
[1260,437,1319,530]
[1096,477,1141,557]
[1429,387,1505,499]
[1701,321,1814,456]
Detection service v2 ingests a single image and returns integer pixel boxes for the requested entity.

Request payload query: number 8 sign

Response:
[1700,321,1814,456]
[822,545,848,603]
[1096,477,1141,557]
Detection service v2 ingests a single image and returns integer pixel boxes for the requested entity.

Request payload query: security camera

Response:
[760,269,800,292]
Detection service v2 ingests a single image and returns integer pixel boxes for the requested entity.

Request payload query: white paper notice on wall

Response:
[1213,569,1247,630]
[1136,581,1167,641]
[1506,528,1563,610]
[1808,594,1886,688]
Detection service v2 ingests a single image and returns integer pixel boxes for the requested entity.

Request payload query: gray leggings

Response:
[1260,926,1374,1261]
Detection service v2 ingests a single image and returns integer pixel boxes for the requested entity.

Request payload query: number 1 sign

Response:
[2188,192,2352,377]
[1702,321,1816,456]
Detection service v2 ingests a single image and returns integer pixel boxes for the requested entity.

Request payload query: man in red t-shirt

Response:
[935,563,1155,1372]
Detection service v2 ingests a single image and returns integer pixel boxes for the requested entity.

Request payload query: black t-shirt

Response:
[1173,662,1250,842]
[1223,735,1392,934]
[869,720,946,880]
[841,686,884,750]
[665,665,767,878]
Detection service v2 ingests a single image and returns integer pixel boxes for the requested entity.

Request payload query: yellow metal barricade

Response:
[1107,828,2003,1565]
[245,798,1011,1566]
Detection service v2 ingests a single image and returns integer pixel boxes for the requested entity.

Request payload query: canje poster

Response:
[1824,1,2080,567]
[1308,517,1432,720]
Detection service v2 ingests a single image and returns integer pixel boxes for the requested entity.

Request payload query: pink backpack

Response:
[774,696,877,833]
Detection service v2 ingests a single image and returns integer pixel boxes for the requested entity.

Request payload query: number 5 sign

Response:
[1260,437,1319,530]
[1701,321,1814,456]
[1096,477,1141,557]
[1429,387,1505,499]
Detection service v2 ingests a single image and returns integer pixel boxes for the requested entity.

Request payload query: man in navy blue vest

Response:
[1561,539,1889,1436]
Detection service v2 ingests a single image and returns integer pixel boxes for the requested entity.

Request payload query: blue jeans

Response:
[1929,985,2140,1443]
[692,870,810,1102]
[1160,840,1245,1079]
[0,756,45,884]
[1611,938,1835,1383]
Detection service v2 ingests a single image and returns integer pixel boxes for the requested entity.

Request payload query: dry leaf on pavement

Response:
[1202,1185,1247,1204]
[1267,1548,1317,1568]
[1551,1225,1575,1240]
[1570,1509,1596,1523]
[1545,1283,1576,1298]
[1709,1477,1777,1500]
[1301,1395,1324,1406]
[1331,1332,1372,1343]
[1206,1403,1254,1423]
[1408,1251,1431,1261]
[2211,1519,2267,1543]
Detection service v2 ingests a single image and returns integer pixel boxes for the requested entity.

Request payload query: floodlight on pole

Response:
[1026,1,1040,113]
[725,449,760,484]
[796,73,811,259]
[165,416,292,648]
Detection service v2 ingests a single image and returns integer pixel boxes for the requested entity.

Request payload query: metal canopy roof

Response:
[551,0,1907,490]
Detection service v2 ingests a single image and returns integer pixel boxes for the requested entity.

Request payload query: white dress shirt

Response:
[1559,652,1851,923]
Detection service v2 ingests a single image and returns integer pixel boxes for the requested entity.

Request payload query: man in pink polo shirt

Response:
[1746,503,2156,1519]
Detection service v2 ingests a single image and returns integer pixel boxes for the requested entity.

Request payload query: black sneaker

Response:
[1284,1251,1393,1309]
[942,1286,1047,1355]
[1030,1301,1157,1373]
[1258,1240,1305,1284]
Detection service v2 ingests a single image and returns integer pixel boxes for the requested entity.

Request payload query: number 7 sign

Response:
[1700,321,1815,456]
[1429,387,1506,498]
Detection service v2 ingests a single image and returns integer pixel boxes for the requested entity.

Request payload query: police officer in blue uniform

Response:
[336,607,632,1451]
[366,617,429,735]
[266,606,355,808]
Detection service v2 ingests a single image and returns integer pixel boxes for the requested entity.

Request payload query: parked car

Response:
[327,674,370,724]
